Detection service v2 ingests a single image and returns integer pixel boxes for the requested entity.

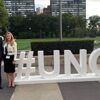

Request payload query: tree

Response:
[62,13,86,37]
[88,15,100,37]
[0,0,8,33]
[8,13,87,38]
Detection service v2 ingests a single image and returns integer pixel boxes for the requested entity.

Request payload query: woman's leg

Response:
[6,73,11,87]
[11,73,15,87]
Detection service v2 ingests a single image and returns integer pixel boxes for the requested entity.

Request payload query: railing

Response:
[15,49,100,85]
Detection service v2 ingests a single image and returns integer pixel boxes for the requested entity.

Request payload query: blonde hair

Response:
[5,32,16,46]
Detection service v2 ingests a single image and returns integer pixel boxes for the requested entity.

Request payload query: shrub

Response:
[31,39,94,55]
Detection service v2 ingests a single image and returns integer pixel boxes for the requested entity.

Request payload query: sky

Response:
[35,0,100,18]
[35,0,50,9]
[87,0,100,18]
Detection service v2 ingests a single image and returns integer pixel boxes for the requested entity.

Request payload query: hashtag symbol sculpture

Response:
[15,51,35,81]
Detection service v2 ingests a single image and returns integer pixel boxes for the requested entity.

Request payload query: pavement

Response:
[10,82,100,100]
[0,63,15,100]
[11,84,63,100]
[1,64,100,100]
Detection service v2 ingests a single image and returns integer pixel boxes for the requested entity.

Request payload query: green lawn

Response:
[16,38,62,50]
[16,39,32,50]
[16,37,100,50]
[94,37,100,48]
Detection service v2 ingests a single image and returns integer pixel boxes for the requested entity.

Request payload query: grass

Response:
[16,39,32,50]
[94,37,100,48]
[16,38,95,50]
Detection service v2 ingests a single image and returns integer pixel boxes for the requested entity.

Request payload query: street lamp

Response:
[59,0,62,40]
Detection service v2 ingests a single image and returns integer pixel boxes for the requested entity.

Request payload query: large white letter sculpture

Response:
[89,48,100,75]
[38,51,60,78]
[64,50,87,76]
[15,49,100,85]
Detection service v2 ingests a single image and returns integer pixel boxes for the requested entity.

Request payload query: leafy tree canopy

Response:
[0,0,8,33]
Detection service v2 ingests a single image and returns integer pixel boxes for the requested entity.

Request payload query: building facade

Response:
[36,7,43,15]
[50,0,86,17]
[43,6,51,15]
[4,0,35,16]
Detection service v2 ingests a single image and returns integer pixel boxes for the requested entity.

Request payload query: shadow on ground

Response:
[0,65,15,100]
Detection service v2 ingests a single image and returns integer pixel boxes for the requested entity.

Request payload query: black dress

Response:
[3,45,15,73]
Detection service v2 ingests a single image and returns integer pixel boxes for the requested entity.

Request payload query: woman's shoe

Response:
[11,85,16,88]
[11,83,15,88]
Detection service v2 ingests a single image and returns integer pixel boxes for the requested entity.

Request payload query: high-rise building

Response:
[43,6,51,15]
[4,0,35,16]
[50,0,86,17]
[36,7,43,15]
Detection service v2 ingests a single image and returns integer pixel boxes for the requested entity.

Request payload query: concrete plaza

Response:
[1,65,100,100]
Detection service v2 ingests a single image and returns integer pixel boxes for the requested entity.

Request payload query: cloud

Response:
[35,0,50,8]
[86,0,100,18]
[90,0,100,2]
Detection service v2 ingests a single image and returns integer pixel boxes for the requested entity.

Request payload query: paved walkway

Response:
[11,81,100,100]
[0,64,15,100]
[1,65,100,100]
[11,84,63,100]
[59,81,100,100]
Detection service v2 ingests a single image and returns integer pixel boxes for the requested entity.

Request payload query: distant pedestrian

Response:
[0,36,4,89]
[3,32,17,88]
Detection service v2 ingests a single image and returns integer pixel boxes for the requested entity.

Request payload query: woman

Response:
[3,32,17,88]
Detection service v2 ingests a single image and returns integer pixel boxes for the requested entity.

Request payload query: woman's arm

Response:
[13,42,17,60]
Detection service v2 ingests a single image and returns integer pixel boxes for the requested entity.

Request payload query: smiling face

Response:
[5,32,14,42]
[6,33,12,42]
